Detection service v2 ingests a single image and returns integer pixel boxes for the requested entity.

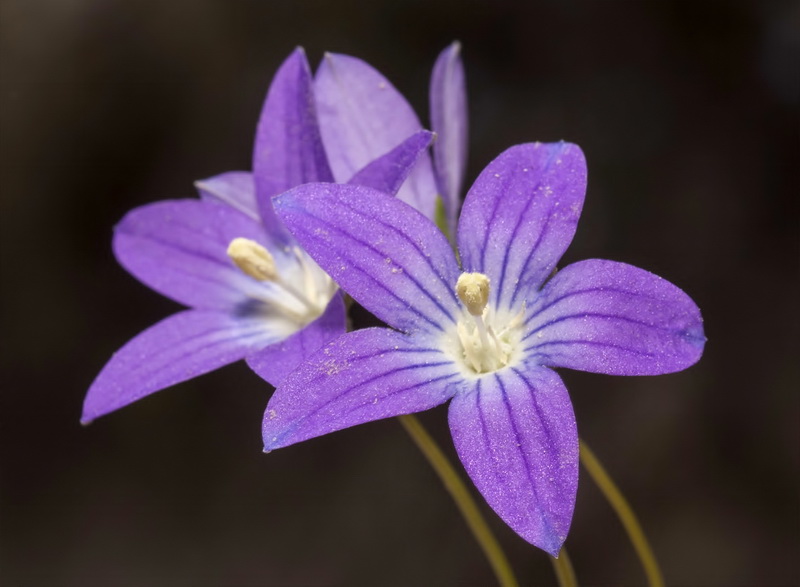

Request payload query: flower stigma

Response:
[227,237,335,327]
[449,272,525,375]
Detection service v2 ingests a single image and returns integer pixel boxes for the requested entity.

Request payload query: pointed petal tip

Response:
[409,129,435,151]
[546,543,565,559]
[527,526,566,557]
[193,171,252,194]
[285,46,308,64]
[518,515,569,558]
[411,129,435,149]
[262,431,287,453]
[688,326,707,348]
[267,47,312,81]
[262,410,291,453]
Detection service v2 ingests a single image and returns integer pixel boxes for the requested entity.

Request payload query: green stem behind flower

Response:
[580,440,664,587]
[550,548,578,587]
[399,415,580,587]
[397,414,520,587]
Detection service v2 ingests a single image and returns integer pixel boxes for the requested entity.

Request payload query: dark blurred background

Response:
[1,1,798,585]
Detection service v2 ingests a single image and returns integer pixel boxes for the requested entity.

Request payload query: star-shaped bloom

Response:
[261,141,705,555]
[82,48,434,424]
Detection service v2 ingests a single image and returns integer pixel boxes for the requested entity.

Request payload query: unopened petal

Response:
[263,328,461,451]
[430,41,468,235]
[315,52,437,219]
[448,366,578,556]
[524,259,705,375]
[253,47,333,241]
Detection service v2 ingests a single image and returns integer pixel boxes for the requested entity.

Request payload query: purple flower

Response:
[261,141,705,555]
[82,48,434,424]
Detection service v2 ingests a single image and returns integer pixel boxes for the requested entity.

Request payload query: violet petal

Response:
[262,328,461,450]
[457,142,587,312]
[315,52,437,219]
[82,309,283,423]
[349,130,434,196]
[448,366,578,557]
[430,41,468,235]
[253,47,333,241]
[524,259,706,375]
[246,291,347,387]
[195,171,259,221]
[113,199,280,310]
[273,183,461,335]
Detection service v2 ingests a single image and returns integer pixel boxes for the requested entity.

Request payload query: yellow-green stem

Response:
[550,548,578,587]
[397,414,520,587]
[580,440,664,587]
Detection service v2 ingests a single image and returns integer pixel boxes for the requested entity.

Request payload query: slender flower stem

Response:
[397,414,520,587]
[580,440,665,587]
[550,548,578,587]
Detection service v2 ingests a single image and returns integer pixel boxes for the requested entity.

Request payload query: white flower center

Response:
[444,272,525,375]
[227,238,335,328]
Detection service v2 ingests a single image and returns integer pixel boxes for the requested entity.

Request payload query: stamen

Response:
[293,246,333,307]
[472,312,492,352]
[227,238,277,281]
[486,325,508,364]
[456,273,490,316]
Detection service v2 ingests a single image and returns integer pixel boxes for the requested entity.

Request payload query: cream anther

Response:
[227,238,277,281]
[446,272,526,375]
[456,272,490,316]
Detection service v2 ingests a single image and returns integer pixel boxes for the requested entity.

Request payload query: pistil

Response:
[453,272,524,374]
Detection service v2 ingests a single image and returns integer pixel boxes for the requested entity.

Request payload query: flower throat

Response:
[454,272,524,374]
[227,237,327,326]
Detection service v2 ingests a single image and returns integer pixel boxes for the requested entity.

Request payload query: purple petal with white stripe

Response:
[448,366,578,556]
[314,53,438,219]
[195,171,259,221]
[113,199,278,310]
[253,47,333,243]
[83,309,284,424]
[246,291,347,387]
[457,142,587,312]
[524,259,705,375]
[430,41,468,234]
[263,328,462,450]
[273,183,461,335]
[349,130,434,196]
